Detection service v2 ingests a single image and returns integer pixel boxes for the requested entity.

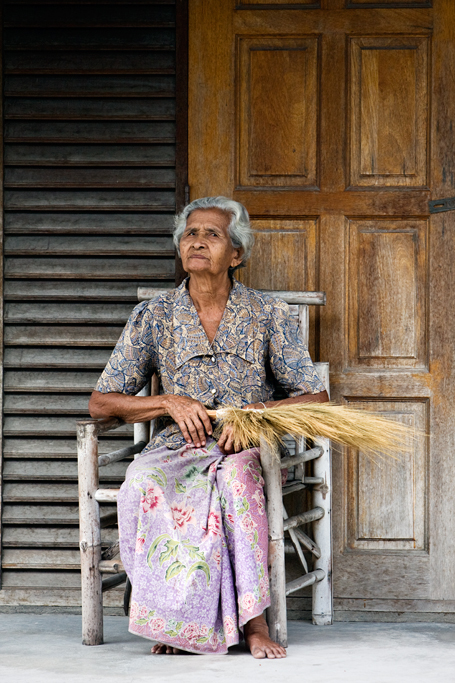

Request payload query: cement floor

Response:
[1,614,455,683]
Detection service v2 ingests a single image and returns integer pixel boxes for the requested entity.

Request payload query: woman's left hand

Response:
[217,401,267,454]
[217,423,242,455]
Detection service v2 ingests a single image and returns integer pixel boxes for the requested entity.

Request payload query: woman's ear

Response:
[231,247,243,269]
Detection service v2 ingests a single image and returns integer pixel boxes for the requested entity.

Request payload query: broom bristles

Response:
[213,403,416,460]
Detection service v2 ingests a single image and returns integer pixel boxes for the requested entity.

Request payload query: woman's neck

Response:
[187,273,232,313]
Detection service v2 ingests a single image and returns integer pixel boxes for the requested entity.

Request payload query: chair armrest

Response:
[76,417,124,436]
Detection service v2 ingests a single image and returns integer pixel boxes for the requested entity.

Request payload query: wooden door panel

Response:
[237,36,319,188]
[345,399,427,552]
[347,218,428,369]
[349,36,429,188]
[238,218,318,355]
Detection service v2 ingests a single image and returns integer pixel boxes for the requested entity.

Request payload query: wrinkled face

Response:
[180,208,243,277]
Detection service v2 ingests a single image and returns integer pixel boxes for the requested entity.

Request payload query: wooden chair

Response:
[77,289,332,647]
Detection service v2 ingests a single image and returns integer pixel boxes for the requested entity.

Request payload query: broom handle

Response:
[207,410,217,419]
[205,408,264,419]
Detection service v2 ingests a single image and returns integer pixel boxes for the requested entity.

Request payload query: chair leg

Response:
[261,437,287,648]
[77,420,104,645]
[312,436,333,625]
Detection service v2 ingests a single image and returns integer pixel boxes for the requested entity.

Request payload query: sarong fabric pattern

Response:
[118,439,270,654]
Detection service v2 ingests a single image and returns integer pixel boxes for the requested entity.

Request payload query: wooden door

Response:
[189,0,455,620]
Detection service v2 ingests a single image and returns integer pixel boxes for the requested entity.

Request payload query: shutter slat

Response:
[4,50,175,76]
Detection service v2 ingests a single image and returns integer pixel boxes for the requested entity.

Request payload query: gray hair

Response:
[173,196,254,270]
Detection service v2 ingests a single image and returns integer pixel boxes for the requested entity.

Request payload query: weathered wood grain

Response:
[4,281,157,301]
[4,50,175,75]
[5,302,134,324]
[4,97,175,120]
[4,370,103,392]
[5,235,173,256]
[4,393,91,414]
[3,416,133,437]
[4,28,176,51]
[3,438,131,459]
[4,211,174,234]
[4,5,175,27]
[5,167,175,189]
[4,326,123,347]
[5,75,175,98]
[5,146,176,167]
[2,526,118,548]
[5,257,175,279]
[4,347,111,368]
[4,189,175,210]
[5,121,175,143]
[3,458,131,483]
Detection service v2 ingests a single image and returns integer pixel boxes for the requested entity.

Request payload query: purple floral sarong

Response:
[117,439,270,655]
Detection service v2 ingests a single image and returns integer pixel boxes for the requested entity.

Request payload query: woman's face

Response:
[180,208,243,277]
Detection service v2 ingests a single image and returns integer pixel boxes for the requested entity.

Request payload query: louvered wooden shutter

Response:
[0,0,183,611]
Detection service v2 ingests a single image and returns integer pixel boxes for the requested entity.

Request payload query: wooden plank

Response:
[3,281,156,301]
[3,459,129,481]
[5,235,174,255]
[3,483,81,503]
[4,5,175,27]
[5,97,175,120]
[0,588,124,608]
[5,167,176,189]
[4,370,103,392]
[5,302,136,323]
[2,504,116,526]
[5,257,175,279]
[1,571,87,588]
[3,326,124,347]
[4,75,175,98]
[4,211,173,234]
[4,393,92,414]
[3,416,133,437]
[0,27,4,564]
[4,347,111,369]
[4,438,132,458]
[4,50,175,76]
[2,526,118,548]
[4,28,176,51]
[4,189,175,210]
[2,504,82,524]
[2,549,82,569]
[4,145,176,167]
[5,121,175,143]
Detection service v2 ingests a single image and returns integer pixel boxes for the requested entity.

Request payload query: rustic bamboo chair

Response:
[77,289,332,647]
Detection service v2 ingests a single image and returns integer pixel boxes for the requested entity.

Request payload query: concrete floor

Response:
[1,614,455,683]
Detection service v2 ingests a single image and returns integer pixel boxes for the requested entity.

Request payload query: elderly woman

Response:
[89,196,328,659]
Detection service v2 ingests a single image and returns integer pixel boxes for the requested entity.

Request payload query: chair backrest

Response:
[133,288,328,448]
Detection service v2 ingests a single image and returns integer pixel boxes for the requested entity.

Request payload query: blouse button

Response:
[211,356,216,363]
[210,388,216,394]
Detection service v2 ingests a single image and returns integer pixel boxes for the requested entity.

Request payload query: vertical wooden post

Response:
[312,362,333,625]
[77,420,103,645]
[261,436,287,648]
[133,384,150,449]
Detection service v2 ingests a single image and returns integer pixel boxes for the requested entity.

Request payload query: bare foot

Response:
[244,614,287,659]
[151,642,181,654]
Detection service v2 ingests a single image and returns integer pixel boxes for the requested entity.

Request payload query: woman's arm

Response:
[88,390,213,448]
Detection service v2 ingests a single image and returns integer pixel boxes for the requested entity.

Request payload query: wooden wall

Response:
[0,0,183,610]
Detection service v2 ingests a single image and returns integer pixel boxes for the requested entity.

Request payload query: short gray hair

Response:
[173,196,254,270]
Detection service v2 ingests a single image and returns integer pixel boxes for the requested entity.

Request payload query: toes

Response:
[252,648,267,659]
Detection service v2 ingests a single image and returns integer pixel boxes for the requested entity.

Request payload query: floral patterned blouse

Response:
[95,277,325,450]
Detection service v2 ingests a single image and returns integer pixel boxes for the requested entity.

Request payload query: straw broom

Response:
[206,403,415,460]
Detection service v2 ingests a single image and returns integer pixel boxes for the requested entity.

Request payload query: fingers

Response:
[164,396,212,448]
[218,425,242,455]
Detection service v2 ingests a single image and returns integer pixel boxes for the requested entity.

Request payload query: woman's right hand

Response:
[162,395,213,448]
